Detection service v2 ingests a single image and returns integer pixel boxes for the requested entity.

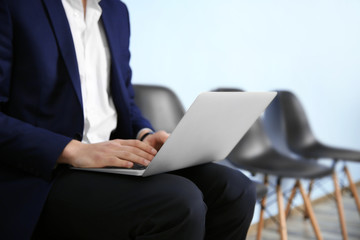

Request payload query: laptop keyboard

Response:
[105,163,147,170]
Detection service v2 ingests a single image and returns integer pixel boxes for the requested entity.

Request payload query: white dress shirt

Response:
[62,0,117,144]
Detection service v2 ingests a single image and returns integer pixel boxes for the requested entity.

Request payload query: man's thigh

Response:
[172,163,256,240]
[172,162,255,206]
[32,168,206,240]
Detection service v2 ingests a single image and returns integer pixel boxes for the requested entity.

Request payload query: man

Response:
[0,0,256,239]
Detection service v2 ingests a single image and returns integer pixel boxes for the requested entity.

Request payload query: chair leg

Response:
[308,179,314,197]
[297,180,323,240]
[285,183,297,218]
[344,165,360,215]
[303,179,314,219]
[256,175,269,240]
[256,195,267,240]
[333,172,348,240]
[276,179,287,240]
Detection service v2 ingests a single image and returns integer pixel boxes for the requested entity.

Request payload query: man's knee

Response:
[214,166,256,206]
[136,175,207,239]
[229,170,257,211]
[155,175,207,222]
[241,178,256,209]
[209,166,257,221]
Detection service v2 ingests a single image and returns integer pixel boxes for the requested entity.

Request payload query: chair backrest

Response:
[212,87,243,92]
[133,84,185,133]
[227,118,273,164]
[264,90,317,154]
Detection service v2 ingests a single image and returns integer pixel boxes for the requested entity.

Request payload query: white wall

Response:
[122,0,360,222]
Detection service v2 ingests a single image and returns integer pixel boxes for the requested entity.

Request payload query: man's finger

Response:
[114,139,157,155]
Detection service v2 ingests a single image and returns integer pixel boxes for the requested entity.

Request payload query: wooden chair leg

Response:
[303,179,314,219]
[276,179,287,240]
[297,180,323,240]
[256,175,269,240]
[256,196,266,240]
[285,183,297,218]
[344,165,360,215]
[308,179,314,197]
[333,172,348,240]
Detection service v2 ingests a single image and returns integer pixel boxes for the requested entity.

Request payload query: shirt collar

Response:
[62,0,102,15]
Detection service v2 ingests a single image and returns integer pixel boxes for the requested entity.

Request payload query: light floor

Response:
[246,185,360,240]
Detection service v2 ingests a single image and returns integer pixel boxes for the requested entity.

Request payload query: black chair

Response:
[228,117,334,240]
[264,90,360,240]
[133,84,185,133]
[213,87,332,240]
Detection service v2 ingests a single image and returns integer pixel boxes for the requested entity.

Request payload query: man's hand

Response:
[142,130,170,151]
[57,139,158,168]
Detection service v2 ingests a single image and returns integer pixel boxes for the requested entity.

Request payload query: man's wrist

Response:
[140,131,154,141]
[137,128,154,141]
[57,140,82,165]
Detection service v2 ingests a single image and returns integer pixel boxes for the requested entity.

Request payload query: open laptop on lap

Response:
[72,91,276,177]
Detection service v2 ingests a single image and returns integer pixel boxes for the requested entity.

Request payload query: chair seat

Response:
[229,150,333,180]
[293,142,360,163]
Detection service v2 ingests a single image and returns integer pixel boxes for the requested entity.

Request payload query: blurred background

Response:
[122,0,360,226]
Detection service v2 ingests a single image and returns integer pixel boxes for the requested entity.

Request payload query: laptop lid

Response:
[72,91,276,177]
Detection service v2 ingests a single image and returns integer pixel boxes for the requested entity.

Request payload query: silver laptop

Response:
[73,91,276,177]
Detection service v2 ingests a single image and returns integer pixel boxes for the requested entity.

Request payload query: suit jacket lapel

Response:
[42,0,83,107]
[99,0,121,62]
[99,0,133,138]
[99,0,126,96]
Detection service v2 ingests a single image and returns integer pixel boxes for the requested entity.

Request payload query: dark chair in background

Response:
[213,87,332,240]
[226,116,333,240]
[264,90,360,240]
[133,84,185,133]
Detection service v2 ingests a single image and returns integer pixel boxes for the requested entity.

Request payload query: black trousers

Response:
[32,163,256,240]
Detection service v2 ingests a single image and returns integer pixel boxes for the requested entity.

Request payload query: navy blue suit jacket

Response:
[0,0,152,238]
